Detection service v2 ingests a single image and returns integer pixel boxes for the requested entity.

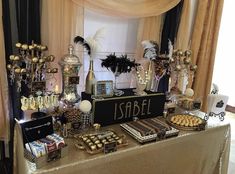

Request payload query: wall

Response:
[77,9,139,91]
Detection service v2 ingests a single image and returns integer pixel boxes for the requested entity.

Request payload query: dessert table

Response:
[14,115,231,174]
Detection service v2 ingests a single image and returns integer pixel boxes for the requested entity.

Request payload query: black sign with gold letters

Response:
[31,81,46,93]
[68,76,80,85]
[93,93,166,126]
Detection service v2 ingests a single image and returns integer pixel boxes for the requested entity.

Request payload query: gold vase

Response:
[146,60,153,91]
[85,60,96,94]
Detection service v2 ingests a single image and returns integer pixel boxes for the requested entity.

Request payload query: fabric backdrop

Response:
[72,0,181,18]
[190,0,224,111]
[41,0,224,110]
[41,0,84,92]
[0,0,10,142]
[0,0,10,141]
[135,15,164,60]
[176,0,197,50]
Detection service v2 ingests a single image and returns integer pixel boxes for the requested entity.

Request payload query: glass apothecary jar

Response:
[59,45,82,107]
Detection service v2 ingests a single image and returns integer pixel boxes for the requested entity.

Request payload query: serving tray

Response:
[120,117,179,144]
[166,114,207,131]
[74,130,128,154]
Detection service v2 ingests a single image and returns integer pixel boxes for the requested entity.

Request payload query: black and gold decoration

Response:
[6,42,59,118]
[74,35,95,95]
[120,117,179,143]
[7,42,57,93]
[74,28,105,95]
[141,40,170,93]
[73,36,91,55]
[74,129,128,154]
[101,53,139,96]
[168,49,197,94]
[141,40,159,91]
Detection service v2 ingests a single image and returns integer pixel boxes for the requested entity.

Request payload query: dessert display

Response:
[74,130,128,154]
[120,118,179,144]
[166,114,206,131]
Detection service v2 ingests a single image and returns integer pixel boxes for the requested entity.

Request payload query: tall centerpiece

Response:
[141,40,169,92]
[59,45,82,107]
[167,42,197,94]
[74,28,105,95]
[7,42,59,118]
[101,53,138,96]
[141,40,159,91]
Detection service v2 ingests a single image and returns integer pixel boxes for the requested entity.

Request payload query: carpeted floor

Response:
[226,112,235,174]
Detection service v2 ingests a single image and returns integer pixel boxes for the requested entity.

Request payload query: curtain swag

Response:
[72,0,181,18]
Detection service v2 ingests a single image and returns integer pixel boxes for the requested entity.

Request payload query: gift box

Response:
[16,116,68,169]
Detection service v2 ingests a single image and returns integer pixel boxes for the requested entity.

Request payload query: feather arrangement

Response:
[74,36,91,56]
[101,53,139,74]
[168,39,173,59]
[141,40,159,60]
[86,27,106,60]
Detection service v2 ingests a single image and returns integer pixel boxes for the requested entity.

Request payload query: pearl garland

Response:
[136,66,149,85]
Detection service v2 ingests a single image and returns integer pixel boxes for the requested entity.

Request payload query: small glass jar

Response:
[59,45,82,107]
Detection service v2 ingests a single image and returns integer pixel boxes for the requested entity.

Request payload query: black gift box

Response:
[16,116,68,169]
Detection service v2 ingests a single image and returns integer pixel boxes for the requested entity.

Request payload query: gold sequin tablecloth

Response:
[14,117,231,174]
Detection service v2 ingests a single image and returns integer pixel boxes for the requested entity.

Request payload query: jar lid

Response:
[60,45,82,66]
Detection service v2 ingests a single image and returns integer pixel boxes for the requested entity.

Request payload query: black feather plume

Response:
[74,36,91,55]
[101,53,139,74]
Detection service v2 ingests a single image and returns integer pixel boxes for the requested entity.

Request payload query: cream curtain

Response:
[72,0,180,18]
[190,0,224,111]
[136,15,164,60]
[41,0,84,92]
[176,0,197,50]
[0,0,10,141]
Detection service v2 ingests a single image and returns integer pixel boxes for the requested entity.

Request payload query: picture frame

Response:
[93,80,113,98]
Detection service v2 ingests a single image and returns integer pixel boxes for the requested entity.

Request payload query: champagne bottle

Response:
[85,60,96,94]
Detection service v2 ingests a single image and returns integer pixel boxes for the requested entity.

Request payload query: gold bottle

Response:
[85,60,96,94]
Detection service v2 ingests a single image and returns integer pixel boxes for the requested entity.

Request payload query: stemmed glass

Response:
[113,66,124,96]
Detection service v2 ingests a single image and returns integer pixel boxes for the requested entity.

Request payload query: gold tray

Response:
[166,114,207,131]
[74,130,128,154]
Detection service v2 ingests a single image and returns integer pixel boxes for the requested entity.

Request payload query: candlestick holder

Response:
[7,41,58,94]
[168,49,197,94]
[7,41,59,119]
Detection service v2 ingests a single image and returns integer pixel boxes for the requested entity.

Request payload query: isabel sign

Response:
[93,93,165,126]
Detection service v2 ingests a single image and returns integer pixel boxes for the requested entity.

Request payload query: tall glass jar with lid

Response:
[59,45,82,107]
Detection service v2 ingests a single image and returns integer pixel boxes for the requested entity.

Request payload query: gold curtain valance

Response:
[72,0,181,18]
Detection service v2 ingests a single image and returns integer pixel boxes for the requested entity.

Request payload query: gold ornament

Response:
[176,64,181,71]
[15,43,22,48]
[21,68,27,74]
[13,56,20,61]
[15,68,21,73]
[190,65,197,71]
[184,57,191,64]
[7,64,12,70]
[21,44,28,50]
[32,57,39,63]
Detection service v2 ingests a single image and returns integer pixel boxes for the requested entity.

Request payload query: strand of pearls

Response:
[136,66,149,85]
